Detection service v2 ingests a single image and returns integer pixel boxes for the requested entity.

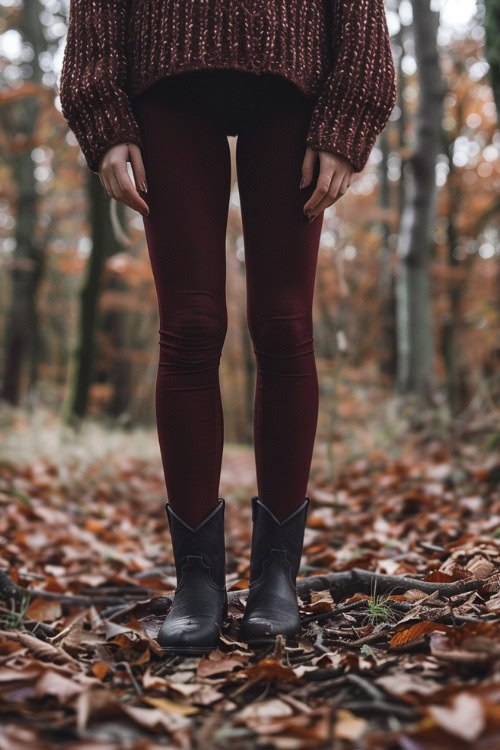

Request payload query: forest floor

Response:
[0,402,499,750]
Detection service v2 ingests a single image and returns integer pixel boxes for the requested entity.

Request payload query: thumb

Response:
[129,143,147,193]
[300,147,317,189]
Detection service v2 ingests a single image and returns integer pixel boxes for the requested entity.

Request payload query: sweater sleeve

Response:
[59,0,143,175]
[306,0,397,173]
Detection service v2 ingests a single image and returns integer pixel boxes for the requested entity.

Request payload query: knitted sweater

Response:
[59,1,397,175]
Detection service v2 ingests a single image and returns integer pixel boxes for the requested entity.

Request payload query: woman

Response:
[59,0,397,654]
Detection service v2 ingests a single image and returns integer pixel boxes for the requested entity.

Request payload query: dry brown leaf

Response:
[142,695,198,715]
[466,555,495,580]
[333,709,366,741]
[5,632,78,666]
[402,589,430,602]
[121,703,191,733]
[0,640,22,655]
[236,698,294,725]
[0,664,44,683]
[429,632,492,664]
[427,692,486,742]
[375,672,443,698]
[242,658,300,683]
[74,687,191,733]
[306,589,335,614]
[25,597,63,622]
[34,668,84,703]
[196,649,246,678]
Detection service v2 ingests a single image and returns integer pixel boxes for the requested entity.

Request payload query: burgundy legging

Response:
[131,69,324,526]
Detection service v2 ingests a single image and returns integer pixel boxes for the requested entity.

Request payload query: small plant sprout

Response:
[360,578,399,627]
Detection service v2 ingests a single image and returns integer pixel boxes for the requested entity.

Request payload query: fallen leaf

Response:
[91,661,110,680]
[142,695,199,715]
[26,597,63,622]
[237,698,294,724]
[334,708,366,741]
[34,669,83,703]
[427,692,486,742]
[390,621,451,648]
[242,658,300,683]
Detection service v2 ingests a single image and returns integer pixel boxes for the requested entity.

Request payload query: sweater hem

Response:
[128,62,321,104]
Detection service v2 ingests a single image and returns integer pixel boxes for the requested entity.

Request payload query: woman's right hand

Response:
[98,143,150,217]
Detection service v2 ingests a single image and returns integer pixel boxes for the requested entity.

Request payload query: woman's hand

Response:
[301,148,354,222]
[99,143,150,217]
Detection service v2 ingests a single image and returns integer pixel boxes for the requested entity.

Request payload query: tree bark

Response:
[395,0,446,400]
[63,176,119,421]
[1,0,45,404]
[483,0,500,114]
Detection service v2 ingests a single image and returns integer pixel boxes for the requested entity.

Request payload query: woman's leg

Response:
[236,78,324,522]
[131,76,232,528]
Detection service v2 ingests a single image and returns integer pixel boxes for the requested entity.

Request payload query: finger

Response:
[300,147,317,189]
[303,166,335,215]
[129,143,148,193]
[101,169,118,201]
[308,168,351,219]
[339,169,352,196]
[308,190,335,219]
[108,167,136,212]
[106,169,123,204]
[113,161,149,216]
[330,169,353,206]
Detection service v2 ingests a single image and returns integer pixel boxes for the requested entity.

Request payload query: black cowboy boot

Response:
[239,495,310,646]
[157,498,227,654]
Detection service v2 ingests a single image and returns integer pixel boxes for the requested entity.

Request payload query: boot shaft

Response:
[248,496,310,584]
[166,498,226,588]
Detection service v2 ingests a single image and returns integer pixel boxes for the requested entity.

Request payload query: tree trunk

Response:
[1,0,45,405]
[440,92,475,417]
[395,0,446,400]
[483,0,500,114]
[63,175,118,422]
[103,203,134,420]
[377,128,397,382]
[105,277,133,420]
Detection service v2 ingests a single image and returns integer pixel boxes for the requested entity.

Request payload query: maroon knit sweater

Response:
[59,1,397,175]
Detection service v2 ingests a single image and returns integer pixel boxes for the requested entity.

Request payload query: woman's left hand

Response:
[301,148,354,222]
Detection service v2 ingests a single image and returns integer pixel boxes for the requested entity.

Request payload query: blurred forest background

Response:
[0,0,498,464]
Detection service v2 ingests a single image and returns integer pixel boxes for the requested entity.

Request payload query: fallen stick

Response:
[328,630,391,648]
[228,567,485,604]
[293,568,486,600]
[302,600,497,627]
[1,567,487,614]
[341,700,420,719]
[0,570,129,608]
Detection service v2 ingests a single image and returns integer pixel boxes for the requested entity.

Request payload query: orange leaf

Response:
[92,662,110,680]
[390,621,452,648]
[228,579,250,591]
[26,597,62,622]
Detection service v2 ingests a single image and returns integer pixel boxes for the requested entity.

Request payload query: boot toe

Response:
[157,616,220,652]
[240,610,301,644]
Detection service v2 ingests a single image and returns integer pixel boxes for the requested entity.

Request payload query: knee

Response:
[248,311,314,357]
[159,291,227,365]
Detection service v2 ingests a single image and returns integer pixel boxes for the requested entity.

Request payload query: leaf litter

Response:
[0,418,499,749]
